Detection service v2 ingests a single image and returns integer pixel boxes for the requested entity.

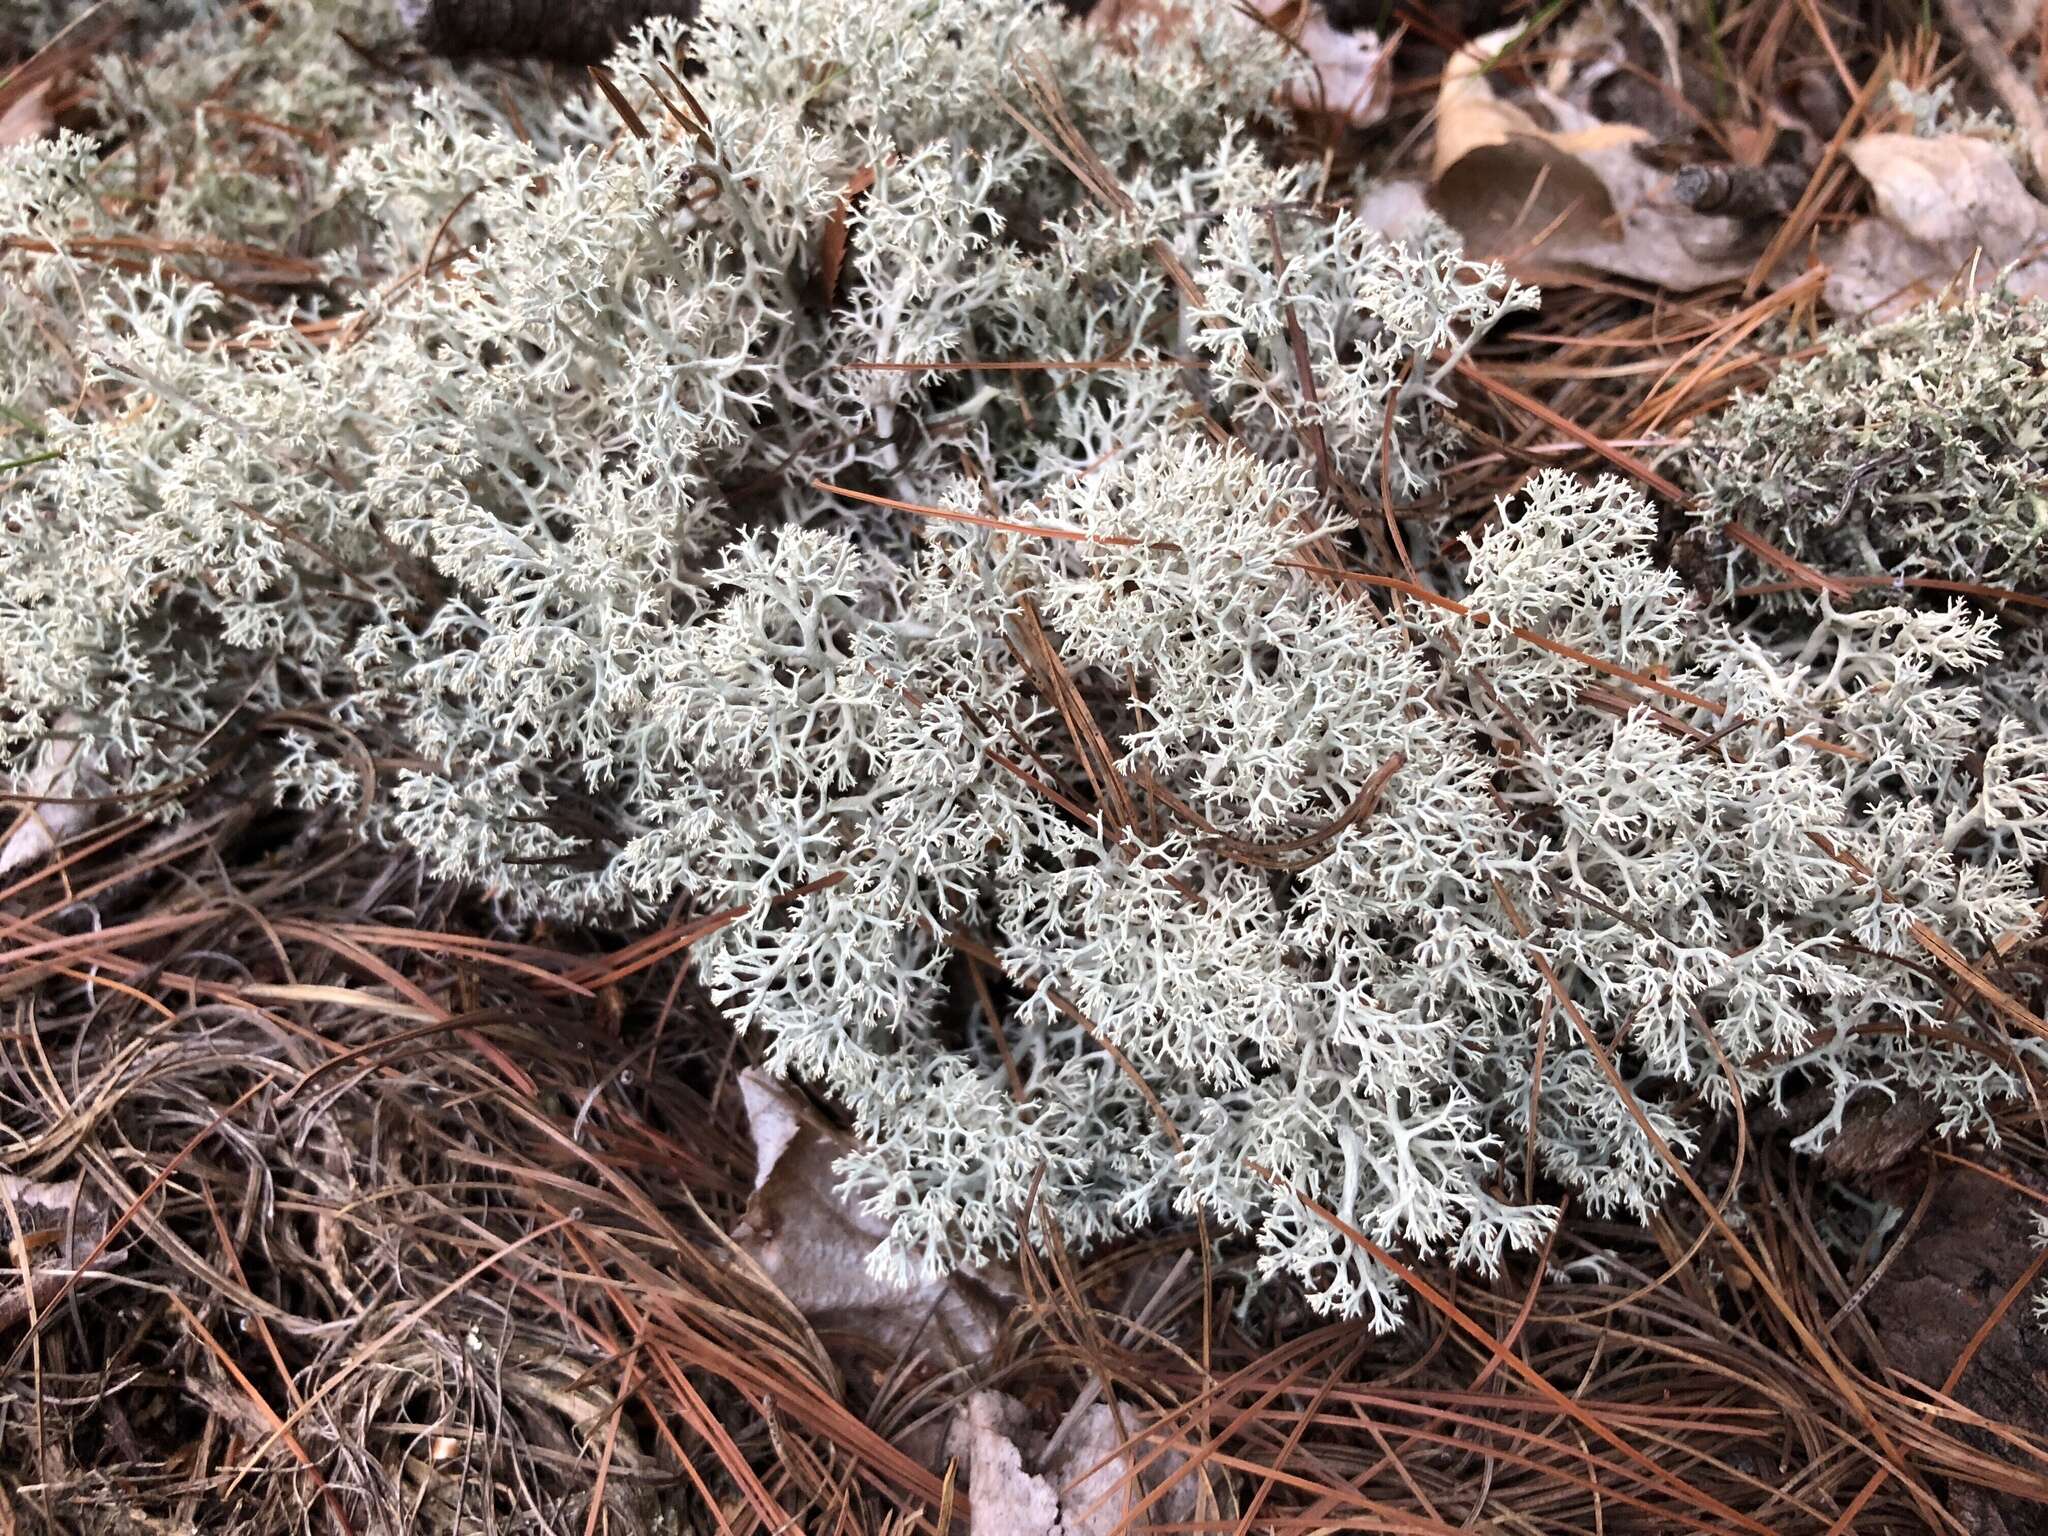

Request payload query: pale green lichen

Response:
[5,0,2047,1327]
[1688,293,2048,590]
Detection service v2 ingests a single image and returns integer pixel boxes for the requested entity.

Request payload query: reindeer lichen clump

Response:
[5,0,2046,1324]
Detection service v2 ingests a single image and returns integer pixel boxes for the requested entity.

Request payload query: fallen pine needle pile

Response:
[0,753,2044,1532]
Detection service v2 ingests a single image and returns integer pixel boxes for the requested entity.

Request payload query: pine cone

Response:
[400,0,696,63]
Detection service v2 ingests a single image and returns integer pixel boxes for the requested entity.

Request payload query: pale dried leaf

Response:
[1246,1,1391,128]
[1819,133,2048,318]
[1431,29,1756,290]
[1352,176,1435,245]
[1044,1404,1201,1536]
[731,1070,1012,1368]
[0,80,54,148]
[1,734,94,878]
[944,1390,1204,1536]
[957,1392,1060,1536]
[0,1173,125,1330]
[739,1068,803,1190]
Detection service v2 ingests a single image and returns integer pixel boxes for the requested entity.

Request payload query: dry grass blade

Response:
[9,761,2047,1531]
[1453,356,1687,502]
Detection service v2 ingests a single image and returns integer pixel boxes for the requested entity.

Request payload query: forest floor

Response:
[5,1,2048,1533]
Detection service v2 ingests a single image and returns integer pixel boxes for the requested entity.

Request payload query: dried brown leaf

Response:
[0,1174,125,1331]
[819,162,878,306]
[731,1071,1014,1369]
[1245,0,1392,128]
[0,79,53,149]
[1431,30,1757,291]
[1,733,95,877]
[944,1390,1201,1536]
[1819,132,2048,317]
[1092,0,1390,127]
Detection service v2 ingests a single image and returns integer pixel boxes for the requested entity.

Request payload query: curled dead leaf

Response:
[1,733,96,879]
[1819,132,2048,318]
[0,1173,126,1331]
[1430,29,1758,291]
[0,79,54,149]
[731,1070,1015,1369]
[945,1389,1205,1536]
[818,162,878,307]
[0,5,121,152]
[1244,0,1392,128]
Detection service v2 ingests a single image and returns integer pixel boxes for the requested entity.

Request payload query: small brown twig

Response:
[1670,161,1811,221]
